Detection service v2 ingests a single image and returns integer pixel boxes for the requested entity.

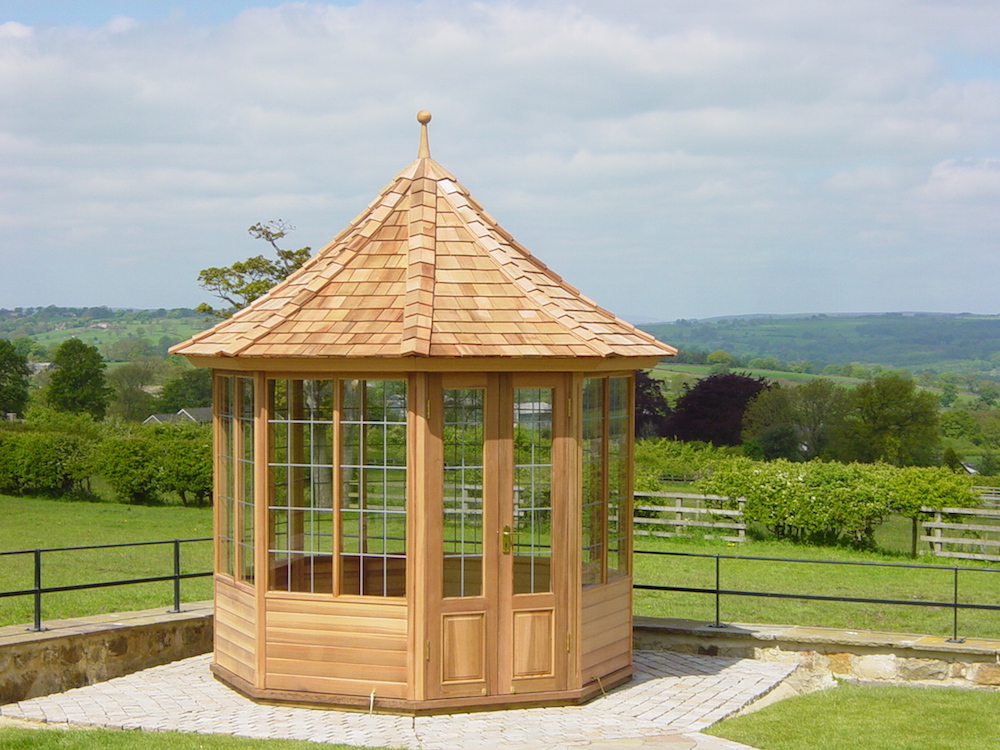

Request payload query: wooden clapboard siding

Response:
[579,577,632,679]
[265,596,409,698]
[215,578,257,683]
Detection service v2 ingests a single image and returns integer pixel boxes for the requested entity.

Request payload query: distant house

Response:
[142,407,212,425]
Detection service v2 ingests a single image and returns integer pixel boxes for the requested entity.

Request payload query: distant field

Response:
[649,362,870,390]
[31,317,209,351]
[641,312,1000,374]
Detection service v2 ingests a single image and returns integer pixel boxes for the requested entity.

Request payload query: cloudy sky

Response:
[2,1,999,322]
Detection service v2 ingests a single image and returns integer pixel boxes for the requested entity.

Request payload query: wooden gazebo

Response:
[172,111,676,713]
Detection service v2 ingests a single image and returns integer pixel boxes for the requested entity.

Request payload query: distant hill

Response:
[640,313,1000,374]
[0,306,208,361]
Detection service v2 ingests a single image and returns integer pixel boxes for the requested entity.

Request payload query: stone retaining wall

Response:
[0,602,212,705]
[4,608,998,708]
[635,616,1000,697]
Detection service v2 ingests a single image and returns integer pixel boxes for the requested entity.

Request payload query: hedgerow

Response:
[696,456,978,546]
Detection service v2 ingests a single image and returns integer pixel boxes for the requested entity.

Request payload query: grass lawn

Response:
[706,682,1000,750]
[0,495,213,627]
[633,534,1000,640]
[0,727,385,750]
[4,493,1000,640]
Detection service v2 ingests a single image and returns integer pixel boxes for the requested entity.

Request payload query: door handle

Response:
[501,525,515,555]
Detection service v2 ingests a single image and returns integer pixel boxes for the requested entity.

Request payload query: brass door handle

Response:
[501,525,516,555]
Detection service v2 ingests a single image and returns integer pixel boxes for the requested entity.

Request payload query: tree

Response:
[196,220,311,317]
[741,386,799,460]
[939,382,958,408]
[942,446,963,472]
[634,370,671,438]
[155,368,213,413]
[667,373,769,446]
[793,379,850,459]
[706,349,736,375]
[830,373,940,466]
[46,339,112,419]
[107,361,158,421]
[0,338,31,417]
[154,424,213,506]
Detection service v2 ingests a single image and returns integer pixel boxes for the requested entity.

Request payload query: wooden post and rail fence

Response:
[635,487,1000,562]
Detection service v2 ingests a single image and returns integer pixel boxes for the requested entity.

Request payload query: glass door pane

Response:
[512,387,553,594]
[442,388,485,597]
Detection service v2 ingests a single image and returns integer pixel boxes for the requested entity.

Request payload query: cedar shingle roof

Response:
[172,113,676,362]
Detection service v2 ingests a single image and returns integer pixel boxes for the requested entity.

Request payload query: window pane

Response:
[581,378,605,587]
[443,388,484,598]
[608,377,630,580]
[236,377,255,584]
[513,388,553,594]
[216,375,235,577]
[267,379,335,593]
[340,379,407,597]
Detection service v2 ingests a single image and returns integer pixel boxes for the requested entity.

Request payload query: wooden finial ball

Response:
[417,110,432,124]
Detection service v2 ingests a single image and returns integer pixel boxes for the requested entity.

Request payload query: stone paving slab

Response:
[1,651,793,749]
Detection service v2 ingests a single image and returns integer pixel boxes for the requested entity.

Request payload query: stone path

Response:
[1,651,795,749]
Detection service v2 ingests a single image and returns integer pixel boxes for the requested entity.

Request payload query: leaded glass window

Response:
[268,379,335,593]
[442,388,485,598]
[340,379,407,597]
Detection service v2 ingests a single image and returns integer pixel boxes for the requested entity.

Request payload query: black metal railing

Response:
[0,538,212,632]
[634,548,1000,643]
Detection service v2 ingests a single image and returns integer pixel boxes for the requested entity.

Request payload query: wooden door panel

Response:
[512,608,554,678]
[442,612,487,683]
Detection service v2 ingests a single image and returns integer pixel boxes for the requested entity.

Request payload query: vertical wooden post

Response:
[934,511,943,556]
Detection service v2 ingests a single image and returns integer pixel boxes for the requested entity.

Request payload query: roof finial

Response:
[416,110,432,158]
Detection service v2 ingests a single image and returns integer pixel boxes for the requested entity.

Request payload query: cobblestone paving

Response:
[1,651,794,749]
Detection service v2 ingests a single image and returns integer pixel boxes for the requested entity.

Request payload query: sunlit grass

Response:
[0,727,386,750]
[707,682,1000,750]
[633,534,1000,639]
[0,495,213,627]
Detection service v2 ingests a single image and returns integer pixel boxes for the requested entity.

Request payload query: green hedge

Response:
[0,420,211,505]
[696,457,979,545]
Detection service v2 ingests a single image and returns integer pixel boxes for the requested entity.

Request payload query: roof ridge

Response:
[400,160,436,356]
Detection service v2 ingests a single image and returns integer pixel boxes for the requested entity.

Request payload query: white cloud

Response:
[0,0,999,320]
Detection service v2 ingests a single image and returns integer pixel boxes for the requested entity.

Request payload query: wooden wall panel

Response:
[264,596,409,699]
[215,578,256,683]
[579,577,631,679]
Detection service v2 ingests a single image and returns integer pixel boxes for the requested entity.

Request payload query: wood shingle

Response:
[172,113,676,364]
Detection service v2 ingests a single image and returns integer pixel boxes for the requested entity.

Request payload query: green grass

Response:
[0,727,385,750]
[5,493,1000,640]
[707,682,1000,750]
[0,496,213,627]
[633,534,1000,640]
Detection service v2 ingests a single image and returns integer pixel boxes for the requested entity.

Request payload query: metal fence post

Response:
[708,554,725,628]
[31,548,43,632]
[947,567,964,643]
[172,539,182,613]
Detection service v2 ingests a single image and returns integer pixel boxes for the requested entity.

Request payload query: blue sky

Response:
[1,1,999,323]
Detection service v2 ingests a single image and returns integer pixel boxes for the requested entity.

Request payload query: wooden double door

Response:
[426,373,570,700]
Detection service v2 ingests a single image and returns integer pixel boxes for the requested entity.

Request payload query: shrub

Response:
[0,430,93,495]
[152,424,213,506]
[697,457,978,547]
[97,436,163,504]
